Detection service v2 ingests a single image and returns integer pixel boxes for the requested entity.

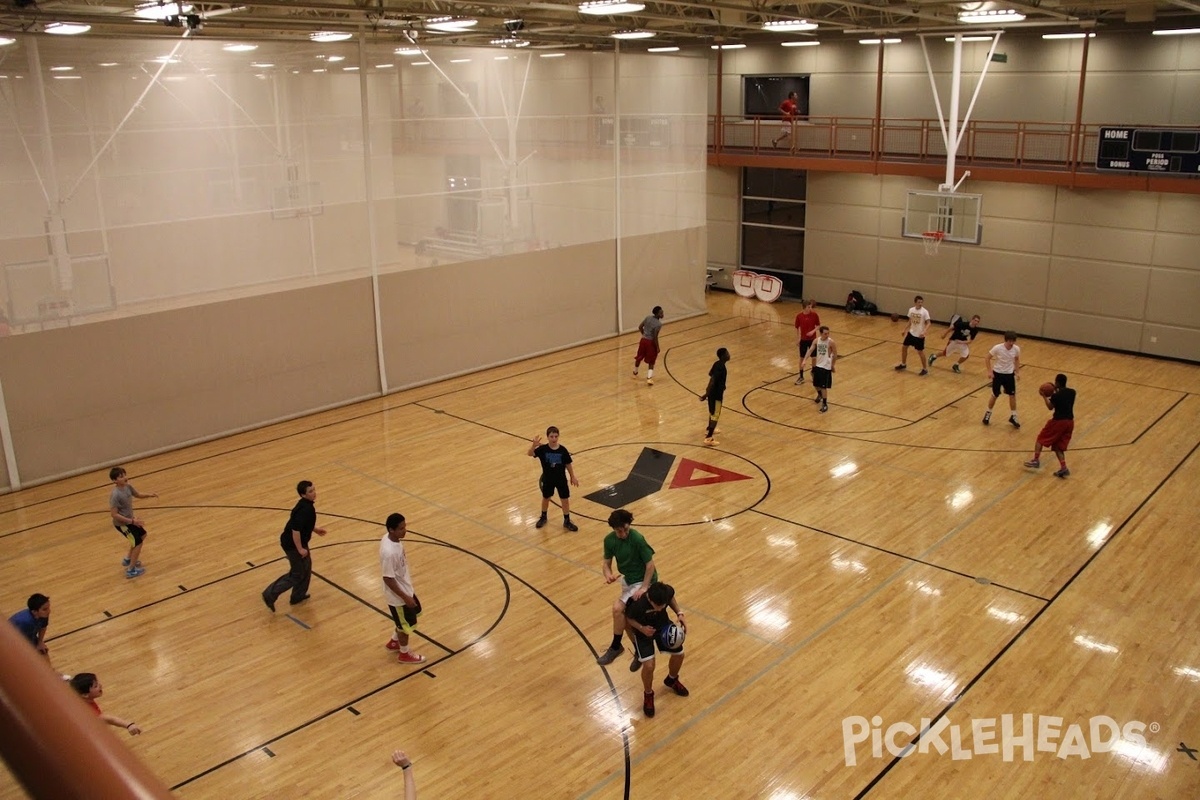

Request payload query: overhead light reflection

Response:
[1086,521,1113,549]
[905,661,958,699]
[830,462,857,478]
[1073,634,1119,654]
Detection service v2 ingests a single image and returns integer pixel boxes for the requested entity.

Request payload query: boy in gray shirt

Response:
[109,466,158,578]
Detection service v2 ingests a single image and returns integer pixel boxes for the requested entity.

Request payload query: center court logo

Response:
[841,714,1153,766]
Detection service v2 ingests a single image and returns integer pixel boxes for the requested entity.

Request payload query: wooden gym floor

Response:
[2,291,1199,799]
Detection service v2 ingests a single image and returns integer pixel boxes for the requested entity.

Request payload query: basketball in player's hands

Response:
[1039,382,1056,398]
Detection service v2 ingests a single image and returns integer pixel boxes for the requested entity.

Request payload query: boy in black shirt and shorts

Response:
[625,581,689,718]
[528,426,580,531]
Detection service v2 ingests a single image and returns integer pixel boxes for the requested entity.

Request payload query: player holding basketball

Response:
[595,508,658,666]
[929,314,980,373]
[983,331,1022,428]
[811,326,837,413]
[794,299,820,384]
[381,513,426,664]
[109,466,158,579]
[633,306,664,386]
[701,347,730,446]
[1025,373,1076,478]
[894,296,931,375]
[771,91,799,148]
[529,427,580,531]
[625,582,688,718]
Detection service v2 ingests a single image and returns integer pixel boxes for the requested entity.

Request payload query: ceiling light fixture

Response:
[647,46,680,52]
[1042,32,1095,39]
[710,43,746,49]
[491,37,530,47]
[1152,27,1200,35]
[327,55,345,62]
[426,17,477,32]
[859,38,901,44]
[0,37,15,47]
[50,66,74,71]
[250,62,274,68]
[99,62,120,66]
[134,2,191,20]
[611,29,656,39]
[762,19,817,33]
[944,36,994,42]
[958,9,1026,23]
[310,31,352,42]
[45,22,91,35]
[578,1,646,15]
[539,53,567,58]
[394,47,424,56]
[781,41,820,47]
[223,43,257,52]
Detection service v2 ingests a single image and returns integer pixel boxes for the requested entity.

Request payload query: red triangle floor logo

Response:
[669,458,753,489]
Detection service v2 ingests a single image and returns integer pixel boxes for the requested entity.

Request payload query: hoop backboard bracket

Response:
[902,190,983,245]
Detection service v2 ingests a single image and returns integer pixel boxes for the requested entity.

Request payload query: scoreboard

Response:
[1096,127,1200,174]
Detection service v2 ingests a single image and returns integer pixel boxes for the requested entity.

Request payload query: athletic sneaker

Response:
[563,519,579,532]
[1009,416,1021,429]
[643,690,655,717]
[894,364,907,371]
[396,651,427,664]
[535,515,548,529]
[1023,459,1041,468]
[796,374,805,385]
[596,644,624,666]
[664,676,690,697]
[121,558,143,568]
[820,402,828,413]
[386,638,401,651]
[261,591,276,612]
[703,437,719,446]
[813,396,821,404]
[629,655,642,673]
[632,370,638,378]
[125,566,145,579]
[919,369,929,376]
[982,414,991,425]
[1054,467,1071,478]
[646,378,654,386]
[952,364,961,374]
[928,354,938,366]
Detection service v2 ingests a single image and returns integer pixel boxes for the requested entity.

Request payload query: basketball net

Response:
[921,231,945,255]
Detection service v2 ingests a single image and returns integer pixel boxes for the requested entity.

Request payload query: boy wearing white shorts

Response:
[595,508,658,666]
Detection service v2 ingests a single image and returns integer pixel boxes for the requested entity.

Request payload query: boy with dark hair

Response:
[625,581,689,718]
[262,480,327,611]
[794,299,820,384]
[595,509,658,666]
[69,673,141,735]
[810,326,837,413]
[929,314,980,373]
[1025,373,1076,478]
[984,331,1022,428]
[633,306,665,386]
[9,593,51,655]
[701,348,731,446]
[771,91,799,148]
[894,295,931,375]
[528,426,580,531]
[109,466,158,579]
[381,513,426,664]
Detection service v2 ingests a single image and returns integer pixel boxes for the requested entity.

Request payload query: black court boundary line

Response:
[853,436,1200,799]
[0,314,744,518]
[751,508,1048,602]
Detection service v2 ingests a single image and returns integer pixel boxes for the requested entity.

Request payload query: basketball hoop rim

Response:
[921,231,945,241]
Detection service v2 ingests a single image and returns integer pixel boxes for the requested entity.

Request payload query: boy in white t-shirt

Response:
[983,331,1022,428]
[894,295,931,375]
[381,513,426,664]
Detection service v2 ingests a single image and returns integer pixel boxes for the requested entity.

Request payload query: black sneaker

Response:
[919,369,929,376]
[1054,467,1071,478]
[596,644,624,666]
[928,354,937,366]
[643,691,655,717]
[664,676,690,697]
[629,654,642,673]
[982,415,991,425]
[894,364,907,371]
[563,519,579,532]
[535,515,547,529]
[1009,416,1021,429]
[820,402,828,413]
[261,591,276,613]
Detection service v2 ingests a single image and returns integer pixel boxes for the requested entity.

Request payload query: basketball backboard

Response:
[902,190,983,245]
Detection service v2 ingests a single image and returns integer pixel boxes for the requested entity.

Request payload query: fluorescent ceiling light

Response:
[859,38,901,44]
[450,58,472,63]
[1042,32,1095,39]
[647,46,680,52]
[395,48,424,55]
[958,9,1026,23]
[410,62,429,66]
[134,2,191,20]
[313,68,326,73]
[310,31,352,42]
[0,37,15,47]
[491,37,530,47]
[1152,27,1200,35]
[944,36,994,42]
[250,62,274,68]
[611,29,656,39]
[375,63,396,68]
[343,66,358,71]
[494,56,510,60]
[578,1,645,14]
[426,17,477,32]
[151,56,181,63]
[762,20,817,33]
[326,55,345,62]
[781,41,820,47]
[539,53,566,58]
[223,43,257,52]
[710,43,746,49]
[45,22,91,35]
[50,66,74,71]
[53,75,82,80]
[99,62,119,66]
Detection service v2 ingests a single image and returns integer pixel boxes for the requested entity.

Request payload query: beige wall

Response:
[797,173,1200,361]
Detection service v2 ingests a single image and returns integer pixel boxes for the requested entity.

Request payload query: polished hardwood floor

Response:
[2,291,1198,799]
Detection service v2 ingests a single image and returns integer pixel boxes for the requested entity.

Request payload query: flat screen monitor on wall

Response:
[744,76,810,119]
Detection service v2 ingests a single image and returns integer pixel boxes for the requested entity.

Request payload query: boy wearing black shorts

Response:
[528,426,580,531]
[625,582,689,718]
[109,466,158,579]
